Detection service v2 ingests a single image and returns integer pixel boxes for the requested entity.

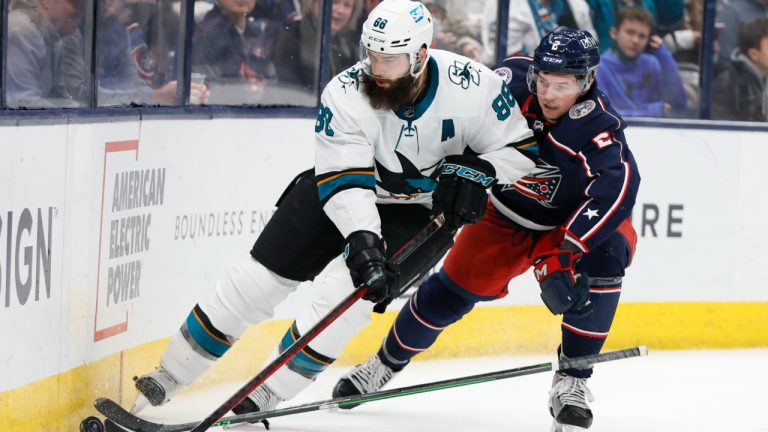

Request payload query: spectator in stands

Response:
[664,0,702,65]
[56,0,208,107]
[664,0,704,110]
[597,7,687,117]
[712,18,768,122]
[96,0,209,106]
[423,0,485,61]
[274,0,363,93]
[456,35,484,62]
[503,0,596,56]
[250,0,302,23]
[193,0,279,104]
[717,0,768,66]
[586,0,684,52]
[6,0,86,108]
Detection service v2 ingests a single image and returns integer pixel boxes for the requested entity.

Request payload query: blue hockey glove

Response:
[533,250,593,317]
[343,231,399,304]
[432,154,497,230]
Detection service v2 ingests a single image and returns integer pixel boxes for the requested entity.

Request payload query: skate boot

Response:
[133,366,182,412]
[548,372,595,432]
[232,384,283,415]
[332,353,397,409]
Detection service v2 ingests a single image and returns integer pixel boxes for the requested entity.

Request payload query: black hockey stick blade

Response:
[95,215,447,432]
[94,345,647,432]
[95,362,551,432]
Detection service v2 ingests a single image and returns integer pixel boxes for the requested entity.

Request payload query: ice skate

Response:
[232,384,282,415]
[548,372,594,431]
[132,366,182,411]
[332,353,397,408]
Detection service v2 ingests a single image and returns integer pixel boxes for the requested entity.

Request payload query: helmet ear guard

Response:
[359,0,434,78]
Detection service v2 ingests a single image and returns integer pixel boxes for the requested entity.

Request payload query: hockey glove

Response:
[532,250,593,317]
[343,231,400,304]
[432,154,497,230]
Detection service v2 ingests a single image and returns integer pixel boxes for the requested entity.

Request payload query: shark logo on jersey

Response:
[448,61,480,89]
[375,152,438,200]
[501,160,562,208]
[338,67,361,93]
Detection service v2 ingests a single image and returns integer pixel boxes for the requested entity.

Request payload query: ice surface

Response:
[135,349,767,432]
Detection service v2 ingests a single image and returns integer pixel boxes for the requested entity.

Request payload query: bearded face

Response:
[361,73,418,111]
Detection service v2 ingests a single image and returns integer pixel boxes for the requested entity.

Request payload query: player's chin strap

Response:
[181,215,447,432]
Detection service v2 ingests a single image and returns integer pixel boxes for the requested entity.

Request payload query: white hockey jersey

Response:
[314,49,535,238]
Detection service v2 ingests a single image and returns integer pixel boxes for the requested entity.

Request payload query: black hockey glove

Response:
[343,230,400,304]
[432,154,497,230]
[533,249,593,318]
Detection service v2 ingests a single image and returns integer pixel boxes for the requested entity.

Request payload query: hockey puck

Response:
[80,416,105,432]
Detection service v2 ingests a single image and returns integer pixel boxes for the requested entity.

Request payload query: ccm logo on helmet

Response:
[542,56,564,64]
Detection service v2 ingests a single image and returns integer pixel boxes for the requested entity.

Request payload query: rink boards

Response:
[0,117,766,431]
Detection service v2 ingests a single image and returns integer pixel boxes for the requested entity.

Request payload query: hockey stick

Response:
[100,362,551,432]
[94,346,647,432]
[558,345,647,370]
[92,215,447,432]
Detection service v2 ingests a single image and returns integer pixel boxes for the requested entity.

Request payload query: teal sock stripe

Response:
[185,306,232,358]
[281,322,335,378]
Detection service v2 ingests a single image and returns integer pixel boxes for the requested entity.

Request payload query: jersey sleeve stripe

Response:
[316,168,376,203]
[580,160,630,242]
[546,133,576,156]
[597,95,623,131]
[565,140,632,243]
[511,136,540,156]
[548,133,594,177]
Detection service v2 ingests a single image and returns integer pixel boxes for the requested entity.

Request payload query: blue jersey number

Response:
[492,83,516,121]
[315,103,335,137]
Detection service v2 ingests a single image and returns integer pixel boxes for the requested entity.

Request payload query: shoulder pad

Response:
[431,49,490,92]
[492,56,533,103]
[324,64,366,97]
[551,91,625,149]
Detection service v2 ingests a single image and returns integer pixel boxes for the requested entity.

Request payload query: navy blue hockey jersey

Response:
[490,56,640,252]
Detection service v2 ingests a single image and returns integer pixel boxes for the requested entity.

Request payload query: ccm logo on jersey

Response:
[440,163,496,187]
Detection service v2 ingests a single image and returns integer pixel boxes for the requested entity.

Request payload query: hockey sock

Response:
[182,304,235,359]
[278,321,336,379]
[379,272,476,371]
[560,279,622,378]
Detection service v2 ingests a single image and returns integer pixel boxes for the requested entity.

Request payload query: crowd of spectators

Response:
[2,0,767,121]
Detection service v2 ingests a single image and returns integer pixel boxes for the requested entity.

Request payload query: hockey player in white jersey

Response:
[132,0,536,417]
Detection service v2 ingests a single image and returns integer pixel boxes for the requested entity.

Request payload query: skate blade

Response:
[550,421,588,432]
[129,394,150,414]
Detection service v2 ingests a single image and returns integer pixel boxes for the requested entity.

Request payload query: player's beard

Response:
[361,73,418,111]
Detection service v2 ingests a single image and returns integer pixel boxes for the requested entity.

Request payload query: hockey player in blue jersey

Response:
[334,27,640,432]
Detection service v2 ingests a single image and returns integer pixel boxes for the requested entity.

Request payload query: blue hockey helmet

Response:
[528,27,600,95]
